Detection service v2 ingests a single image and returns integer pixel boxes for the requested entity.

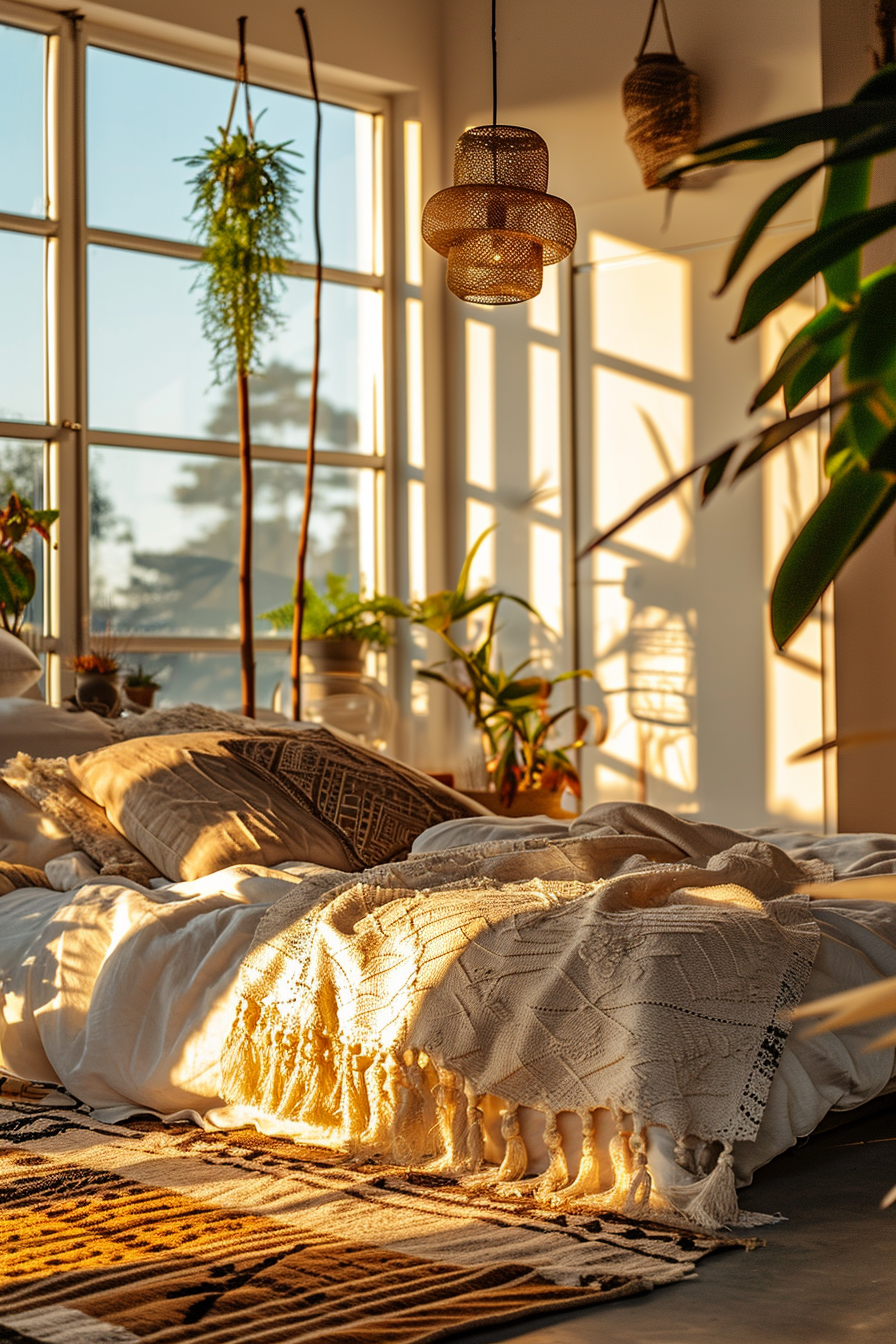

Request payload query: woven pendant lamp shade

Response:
[422,125,576,304]
[623,0,700,189]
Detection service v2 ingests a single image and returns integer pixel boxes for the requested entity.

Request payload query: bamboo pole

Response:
[237,366,255,717]
[290,7,322,721]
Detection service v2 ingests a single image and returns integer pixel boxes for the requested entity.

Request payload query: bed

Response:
[1,703,896,1231]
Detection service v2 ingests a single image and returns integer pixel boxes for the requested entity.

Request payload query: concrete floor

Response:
[462,1104,896,1344]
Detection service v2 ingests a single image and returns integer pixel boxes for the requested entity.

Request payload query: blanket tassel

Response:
[665,1141,782,1230]
[622,1128,653,1215]
[536,1111,568,1198]
[550,1109,600,1205]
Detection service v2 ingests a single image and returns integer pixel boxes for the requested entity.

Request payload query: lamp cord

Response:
[491,0,497,127]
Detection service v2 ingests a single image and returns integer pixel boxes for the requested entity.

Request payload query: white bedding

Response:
[2,827,896,1200]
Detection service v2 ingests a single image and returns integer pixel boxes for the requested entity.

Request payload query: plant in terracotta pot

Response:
[123,665,162,709]
[410,530,602,814]
[262,575,406,746]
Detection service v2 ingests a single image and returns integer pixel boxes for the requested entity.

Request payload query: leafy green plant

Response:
[182,17,301,718]
[262,574,406,650]
[124,664,161,690]
[0,493,58,636]
[581,59,896,649]
[411,529,596,803]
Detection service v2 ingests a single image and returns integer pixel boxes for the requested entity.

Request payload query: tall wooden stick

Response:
[291,6,322,720]
[237,365,255,716]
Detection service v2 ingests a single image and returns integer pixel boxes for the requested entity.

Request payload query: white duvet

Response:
[1,823,896,1193]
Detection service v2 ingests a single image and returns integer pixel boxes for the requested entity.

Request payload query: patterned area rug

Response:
[0,1093,753,1343]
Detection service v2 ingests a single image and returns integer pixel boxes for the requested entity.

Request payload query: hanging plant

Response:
[622,0,701,190]
[182,15,301,717]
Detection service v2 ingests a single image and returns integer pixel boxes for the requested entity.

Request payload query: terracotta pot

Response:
[125,684,157,709]
[302,638,366,675]
[460,788,576,820]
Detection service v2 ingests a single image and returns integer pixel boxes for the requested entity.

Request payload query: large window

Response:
[0,7,386,710]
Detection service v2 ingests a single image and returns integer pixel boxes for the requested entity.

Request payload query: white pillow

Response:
[0,630,42,698]
[0,698,119,766]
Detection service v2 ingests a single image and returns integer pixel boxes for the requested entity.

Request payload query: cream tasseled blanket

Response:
[222,805,828,1229]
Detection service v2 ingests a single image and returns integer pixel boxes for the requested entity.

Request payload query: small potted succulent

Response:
[123,665,162,709]
[69,652,121,718]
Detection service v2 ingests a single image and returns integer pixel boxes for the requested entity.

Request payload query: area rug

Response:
[0,1095,754,1343]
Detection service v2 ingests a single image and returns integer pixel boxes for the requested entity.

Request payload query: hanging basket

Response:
[622,0,700,190]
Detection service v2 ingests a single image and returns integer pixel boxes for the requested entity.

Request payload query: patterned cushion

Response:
[222,728,486,870]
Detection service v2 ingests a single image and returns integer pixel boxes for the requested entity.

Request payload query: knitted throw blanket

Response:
[221,805,825,1229]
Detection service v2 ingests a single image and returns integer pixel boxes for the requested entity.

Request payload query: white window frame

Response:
[0,0,393,705]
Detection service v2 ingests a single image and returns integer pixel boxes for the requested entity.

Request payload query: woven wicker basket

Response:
[622,0,700,189]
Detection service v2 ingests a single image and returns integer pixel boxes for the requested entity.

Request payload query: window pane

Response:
[0,24,45,218]
[88,247,378,450]
[89,446,376,637]
[0,439,46,634]
[117,649,287,714]
[0,232,46,423]
[86,47,375,272]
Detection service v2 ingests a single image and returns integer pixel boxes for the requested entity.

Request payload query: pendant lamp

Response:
[422,0,576,304]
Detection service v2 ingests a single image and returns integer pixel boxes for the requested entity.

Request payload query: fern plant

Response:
[182,18,301,717]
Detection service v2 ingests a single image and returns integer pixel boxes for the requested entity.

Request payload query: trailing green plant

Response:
[411,529,596,803]
[182,15,301,719]
[0,492,58,636]
[182,127,300,382]
[581,53,896,650]
[262,574,406,650]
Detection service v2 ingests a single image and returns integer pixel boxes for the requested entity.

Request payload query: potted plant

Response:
[0,492,58,637]
[262,574,407,671]
[69,652,121,718]
[123,665,162,709]
[410,530,602,815]
[262,575,406,746]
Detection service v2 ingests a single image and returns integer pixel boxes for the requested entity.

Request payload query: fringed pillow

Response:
[1,753,162,887]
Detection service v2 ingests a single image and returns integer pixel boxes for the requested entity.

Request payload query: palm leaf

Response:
[770,467,895,647]
[734,201,896,335]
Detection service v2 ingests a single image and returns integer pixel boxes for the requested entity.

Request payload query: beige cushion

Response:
[66,732,355,882]
[0,777,73,868]
[2,753,161,887]
[0,631,42,698]
[0,698,119,765]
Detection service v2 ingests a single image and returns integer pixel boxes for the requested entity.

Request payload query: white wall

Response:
[435,0,840,826]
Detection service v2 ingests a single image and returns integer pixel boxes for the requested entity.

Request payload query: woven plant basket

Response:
[623,0,700,189]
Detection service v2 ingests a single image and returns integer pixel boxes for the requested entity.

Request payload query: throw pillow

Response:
[222,727,489,869]
[0,631,43,698]
[2,753,162,887]
[0,778,74,869]
[65,732,357,881]
[0,698,119,766]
